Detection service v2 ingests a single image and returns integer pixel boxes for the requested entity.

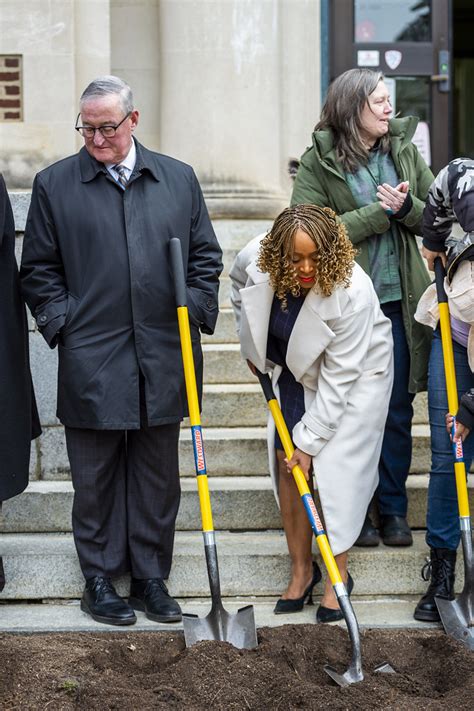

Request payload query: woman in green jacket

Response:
[291,68,433,546]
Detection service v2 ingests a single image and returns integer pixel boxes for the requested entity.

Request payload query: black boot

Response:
[354,514,380,547]
[414,548,456,622]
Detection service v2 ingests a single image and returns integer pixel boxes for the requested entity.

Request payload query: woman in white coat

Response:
[230,205,394,621]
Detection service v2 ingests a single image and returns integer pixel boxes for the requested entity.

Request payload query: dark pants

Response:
[377,301,415,517]
[65,387,181,580]
[426,330,474,550]
[0,503,3,592]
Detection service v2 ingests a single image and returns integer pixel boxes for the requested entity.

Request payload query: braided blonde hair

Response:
[257,204,356,308]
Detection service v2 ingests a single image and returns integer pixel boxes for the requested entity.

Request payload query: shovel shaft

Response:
[258,371,342,586]
[434,258,471,519]
[171,239,257,651]
[258,369,365,682]
[170,239,214,532]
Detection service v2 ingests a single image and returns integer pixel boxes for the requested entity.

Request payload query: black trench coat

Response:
[0,175,41,501]
[20,141,222,429]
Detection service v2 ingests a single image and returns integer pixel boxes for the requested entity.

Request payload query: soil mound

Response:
[0,626,473,709]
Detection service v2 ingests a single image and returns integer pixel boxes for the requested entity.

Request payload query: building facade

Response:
[1,0,322,221]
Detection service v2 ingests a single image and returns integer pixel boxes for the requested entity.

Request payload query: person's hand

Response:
[376,180,409,214]
[446,412,471,443]
[421,245,447,272]
[285,448,312,481]
[246,359,257,376]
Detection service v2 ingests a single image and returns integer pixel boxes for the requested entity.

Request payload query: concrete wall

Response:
[0,0,110,187]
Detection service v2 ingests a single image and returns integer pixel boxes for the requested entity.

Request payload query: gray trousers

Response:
[65,417,181,581]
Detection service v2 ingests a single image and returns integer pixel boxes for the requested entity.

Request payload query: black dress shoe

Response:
[380,515,413,546]
[316,573,354,623]
[81,576,137,626]
[129,578,182,622]
[354,514,380,547]
[274,561,322,614]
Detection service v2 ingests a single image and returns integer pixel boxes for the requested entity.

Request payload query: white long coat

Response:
[230,235,394,554]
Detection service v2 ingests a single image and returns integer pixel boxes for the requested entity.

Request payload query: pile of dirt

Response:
[0,626,473,709]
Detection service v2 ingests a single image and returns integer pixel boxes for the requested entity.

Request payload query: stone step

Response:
[203,343,249,383]
[201,308,238,344]
[34,423,466,481]
[0,597,439,633]
[218,276,232,308]
[198,386,429,426]
[3,476,474,534]
[35,426,269,480]
[31,362,431,428]
[0,531,466,600]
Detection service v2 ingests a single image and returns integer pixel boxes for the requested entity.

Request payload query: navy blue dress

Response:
[266,293,306,451]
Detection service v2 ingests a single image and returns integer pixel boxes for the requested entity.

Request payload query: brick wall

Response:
[0,55,22,121]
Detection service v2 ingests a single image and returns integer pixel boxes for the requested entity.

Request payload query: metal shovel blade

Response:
[374,662,396,674]
[323,592,364,687]
[435,595,474,650]
[324,664,364,687]
[435,526,474,651]
[183,602,258,650]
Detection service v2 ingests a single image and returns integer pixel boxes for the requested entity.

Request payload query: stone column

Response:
[110,0,160,150]
[74,0,111,149]
[158,0,311,219]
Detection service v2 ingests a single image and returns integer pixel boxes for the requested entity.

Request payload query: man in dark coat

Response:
[0,174,41,593]
[21,76,223,625]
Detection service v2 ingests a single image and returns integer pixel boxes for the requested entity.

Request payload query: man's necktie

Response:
[114,164,128,188]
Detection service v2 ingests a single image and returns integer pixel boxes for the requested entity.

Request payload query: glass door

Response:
[330,0,451,173]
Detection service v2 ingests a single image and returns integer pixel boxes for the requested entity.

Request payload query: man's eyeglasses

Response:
[75,111,131,138]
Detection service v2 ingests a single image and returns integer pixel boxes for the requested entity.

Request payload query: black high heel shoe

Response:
[274,561,322,614]
[316,572,354,623]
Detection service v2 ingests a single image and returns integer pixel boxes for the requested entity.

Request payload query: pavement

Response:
[0,596,439,634]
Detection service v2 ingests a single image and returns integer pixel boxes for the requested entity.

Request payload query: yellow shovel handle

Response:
[262,385,342,586]
[170,239,214,532]
[434,258,470,518]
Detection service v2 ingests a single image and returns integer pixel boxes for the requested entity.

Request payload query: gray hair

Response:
[80,75,134,114]
[316,68,390,173]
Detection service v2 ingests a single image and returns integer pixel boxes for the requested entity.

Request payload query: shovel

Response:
[256,369,396,685]
[256,370,362,684]
[433,257,474,650]
[169,238,257,650]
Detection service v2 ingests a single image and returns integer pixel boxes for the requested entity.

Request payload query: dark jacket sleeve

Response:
[20,174,68,348]
[395,145,434,236]
[0,174,7,248]
[422,164,453,252]
[457,389,474,432]
[185,170,223,335]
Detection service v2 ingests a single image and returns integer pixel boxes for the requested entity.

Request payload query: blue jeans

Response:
[426,329,474,550]
[377,301,415,516]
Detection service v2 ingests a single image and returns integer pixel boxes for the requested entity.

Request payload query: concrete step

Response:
[0,531,466,601]
[199,385,429,426]
[201,308,238,344]
[33,373,431,428]
[203,343,250,383]
[4,476,474,534]
[30,322,431,423]
[213,218,271,277]
[218,276,232,308]
[35,426,269,480]
[34,422,451,482]
[0,597,439,633]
